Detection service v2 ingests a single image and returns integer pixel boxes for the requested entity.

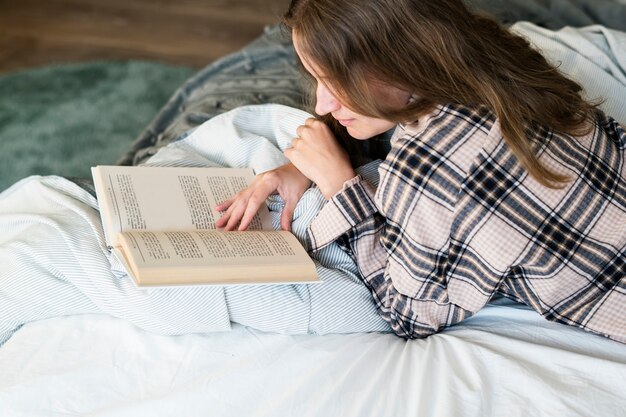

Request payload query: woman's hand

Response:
[215,163,312,231]
[285,118,356,199]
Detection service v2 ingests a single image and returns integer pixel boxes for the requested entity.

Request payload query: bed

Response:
[1,1,626,416]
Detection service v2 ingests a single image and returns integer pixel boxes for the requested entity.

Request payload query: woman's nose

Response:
[314,83,341,116]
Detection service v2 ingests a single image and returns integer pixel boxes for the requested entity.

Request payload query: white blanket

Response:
[1,301,625,416]
[0,104,392,348]
[1,22,626,416]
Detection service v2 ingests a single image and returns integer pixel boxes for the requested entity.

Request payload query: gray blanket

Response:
[468,0,626,29]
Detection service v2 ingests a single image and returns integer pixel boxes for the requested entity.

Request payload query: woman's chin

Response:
[347,126,382,140]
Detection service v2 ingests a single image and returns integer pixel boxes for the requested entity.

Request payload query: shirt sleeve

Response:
[309,106,626,344]
[307,106,497,339]
[306,175,474,339]
[306,175,378,251]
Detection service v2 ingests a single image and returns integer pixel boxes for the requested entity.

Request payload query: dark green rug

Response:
[0,61,196,192]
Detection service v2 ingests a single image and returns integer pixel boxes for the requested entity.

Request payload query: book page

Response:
[117,230,319,286]
[92,165,273,247]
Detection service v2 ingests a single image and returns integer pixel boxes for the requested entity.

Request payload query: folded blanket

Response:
[0,104,390,347]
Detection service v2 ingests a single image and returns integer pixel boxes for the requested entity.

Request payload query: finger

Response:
[215,197,234,212]
[280,199,297,232]
[237,185,275,231]
[284,147,301,167]
[215,211,230,228]
[215,196,238,228]
[290,136,301,149]
[284,146,293,161]
[224,201,247,231]
[238,201,262,231]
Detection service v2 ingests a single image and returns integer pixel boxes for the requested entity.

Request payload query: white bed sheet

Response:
[1,298,625,417]
[2,22,626,417]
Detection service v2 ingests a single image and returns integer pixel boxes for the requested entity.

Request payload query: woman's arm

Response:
[216,118,355,231]
[306,107,505,338]
[215,163,312,231]
[306,175,477,338]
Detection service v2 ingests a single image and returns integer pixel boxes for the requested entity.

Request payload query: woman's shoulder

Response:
[377,104,499,212]
[396,104,496,144]
[388,103,499,176]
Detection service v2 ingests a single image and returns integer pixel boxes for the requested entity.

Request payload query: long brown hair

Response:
[283,0,601,187]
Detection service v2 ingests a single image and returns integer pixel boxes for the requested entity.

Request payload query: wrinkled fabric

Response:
[0,104,391,347]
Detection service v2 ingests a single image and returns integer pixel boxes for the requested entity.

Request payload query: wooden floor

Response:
[0,0,291,74]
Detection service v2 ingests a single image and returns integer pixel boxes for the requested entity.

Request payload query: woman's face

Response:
[292,32,411,140]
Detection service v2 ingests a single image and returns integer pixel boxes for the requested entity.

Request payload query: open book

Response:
[91,165,319,287]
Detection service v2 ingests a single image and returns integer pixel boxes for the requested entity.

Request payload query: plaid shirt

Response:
[307,104,626,343]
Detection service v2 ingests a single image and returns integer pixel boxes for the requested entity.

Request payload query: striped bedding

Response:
[0,104,391,347]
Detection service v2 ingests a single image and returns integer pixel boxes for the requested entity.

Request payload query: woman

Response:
[216,0,626,342]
